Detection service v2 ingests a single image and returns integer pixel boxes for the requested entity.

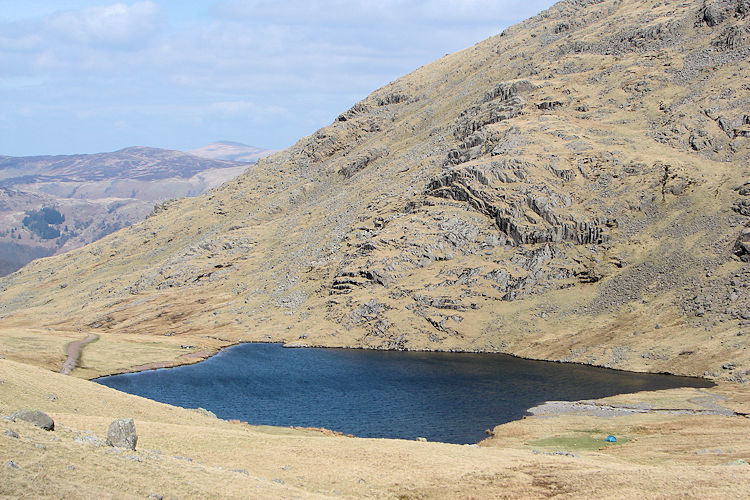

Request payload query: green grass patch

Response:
[529,434,629,451]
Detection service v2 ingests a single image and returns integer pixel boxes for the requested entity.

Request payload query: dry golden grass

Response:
[3,358,750,499]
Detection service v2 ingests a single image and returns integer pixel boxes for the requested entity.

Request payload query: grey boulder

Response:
[106,418,137,450]
[11,410,54,431]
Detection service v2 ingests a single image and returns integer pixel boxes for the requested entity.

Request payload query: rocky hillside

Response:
[0,147,251,275]
[0,0,748,380]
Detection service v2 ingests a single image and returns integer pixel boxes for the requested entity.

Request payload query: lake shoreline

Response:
[88,338,717,385]
[93,342,715,444]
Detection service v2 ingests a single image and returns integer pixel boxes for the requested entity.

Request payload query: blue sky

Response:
[0,1,557,156]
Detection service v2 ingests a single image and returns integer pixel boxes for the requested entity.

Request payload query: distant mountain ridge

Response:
[0,146,243,183]
[189,141,276,163]
[0,145,263,276]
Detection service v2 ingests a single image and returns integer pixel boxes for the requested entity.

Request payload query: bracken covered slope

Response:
[0,0,748,379]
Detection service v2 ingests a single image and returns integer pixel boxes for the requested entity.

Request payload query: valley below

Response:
[0,142,272,276]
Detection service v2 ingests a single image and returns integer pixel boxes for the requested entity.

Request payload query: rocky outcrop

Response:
[735,227,750,261]
[495,214,610,246]
[331,268,391,295]
[426,160,611,246]
[338,148,389,179]
[734,200,750,216]
[106,418,137,450]
[701,0,750,27]
[448,82,534,164]
[455,84,531,134]
[11,410,54,431]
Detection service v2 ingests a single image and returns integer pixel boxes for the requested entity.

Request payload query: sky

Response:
[0,0,558,156]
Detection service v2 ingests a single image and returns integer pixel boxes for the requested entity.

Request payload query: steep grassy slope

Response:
[0,0,748,379]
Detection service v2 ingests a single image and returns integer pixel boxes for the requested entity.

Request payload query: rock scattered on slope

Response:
[74,431,102,447]
[106,418,137,450]
[735,227,750,261]
[191,407,217,418]
[11,410,54,431]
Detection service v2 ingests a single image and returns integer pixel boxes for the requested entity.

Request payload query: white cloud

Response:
[212,0,554,25]
[208,100,260,115]
[0,0,557,155]
[44,1,161,49]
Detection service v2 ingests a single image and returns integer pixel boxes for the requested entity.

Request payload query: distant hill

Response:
[189,141,276,163]
[0,146,254,275]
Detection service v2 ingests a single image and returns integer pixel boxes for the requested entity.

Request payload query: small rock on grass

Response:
[106,418,137,450]
[192,407,217,418]
[6,461,19,469]
[722,459,749,466]
[74,432,102,447]
[11,410,54,431]
[4,429,19,439]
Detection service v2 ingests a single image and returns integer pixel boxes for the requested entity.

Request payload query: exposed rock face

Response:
[426,159,612,246]
[11,410,54,431]
[106,418,137,450]
[702,0,750,27]
[735,227,750,261]
[0,0,748,379]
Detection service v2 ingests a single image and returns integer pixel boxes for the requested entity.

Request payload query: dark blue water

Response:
[96,343,712,444]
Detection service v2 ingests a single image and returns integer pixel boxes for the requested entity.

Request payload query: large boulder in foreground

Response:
[106,418,137,450]
[11,410,54,431]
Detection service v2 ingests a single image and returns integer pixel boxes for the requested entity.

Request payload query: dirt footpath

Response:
[60,333,99,375]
